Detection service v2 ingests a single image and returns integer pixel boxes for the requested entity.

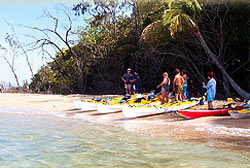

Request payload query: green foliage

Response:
[30,0,250,96]
[161,0,202,37]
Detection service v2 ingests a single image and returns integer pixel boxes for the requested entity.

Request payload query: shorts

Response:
[183,86,187,96]
[175,85,183,94]
[125,84,132,90]
[207,94,214,102]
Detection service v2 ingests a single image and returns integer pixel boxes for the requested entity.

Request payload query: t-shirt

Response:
[122,73,134,84]
[206,78,216,99]
[133,74,139,86]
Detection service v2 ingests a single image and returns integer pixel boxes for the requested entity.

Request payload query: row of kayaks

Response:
[73,94,250,119]
[73,94,200,118]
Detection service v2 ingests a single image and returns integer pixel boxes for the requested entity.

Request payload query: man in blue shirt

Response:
[203,72,216,109]
[121,68,134,95]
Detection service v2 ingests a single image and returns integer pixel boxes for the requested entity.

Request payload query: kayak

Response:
[97,98,161,113]
[77,95,133,111]
[176,106,246,119]
[73,101,81,110]
[97,103,124,113]
[78,94,150,112]
[80,101,99,111]
[80,99,121,111]
[229,109,250,119]
[122,98,199,118]
[176,109,229,119]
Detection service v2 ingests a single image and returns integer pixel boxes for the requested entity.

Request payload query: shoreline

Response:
[0,93,249,157]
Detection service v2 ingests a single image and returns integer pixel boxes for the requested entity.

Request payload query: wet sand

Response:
[0,93,249,157]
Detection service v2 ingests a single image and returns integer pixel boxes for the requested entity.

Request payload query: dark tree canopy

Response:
[30,0,250,99]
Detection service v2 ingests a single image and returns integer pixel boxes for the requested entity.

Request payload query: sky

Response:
[0,1,83,86]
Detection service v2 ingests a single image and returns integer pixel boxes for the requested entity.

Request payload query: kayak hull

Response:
[97,104,123,113]
[229,112,250,119]
[122,99,199,118]
[177,106,246,119]
[73,101,81,110]
[229,109,250,119]
[80,102,97,111]
[177,109,230,119]
[122,105,166,118]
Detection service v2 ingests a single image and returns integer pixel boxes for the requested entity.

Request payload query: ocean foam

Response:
[195,125,250,137]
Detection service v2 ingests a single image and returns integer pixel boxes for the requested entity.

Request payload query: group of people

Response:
[121,68,216,109]
[157,69,188,104]
[157,69,216,109]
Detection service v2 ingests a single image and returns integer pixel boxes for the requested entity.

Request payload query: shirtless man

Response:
[173,69,184,101]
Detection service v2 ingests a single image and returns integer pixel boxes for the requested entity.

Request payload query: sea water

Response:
[0,108,249,168]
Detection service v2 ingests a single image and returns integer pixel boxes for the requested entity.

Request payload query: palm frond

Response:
[141,0,202,41]
[141,20,162,41]
[193,0,202,11]
[168,0,202,19]
[169,13,192,37]
[162,9,182,26]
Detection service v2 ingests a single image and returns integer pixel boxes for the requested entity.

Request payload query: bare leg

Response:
[166,91,169,103]
[161,94,165,104]
[181,92,184,100]
[208,101,213,109]
[161,88,167,104]
[175,93,178,101]
[178,94,183,101]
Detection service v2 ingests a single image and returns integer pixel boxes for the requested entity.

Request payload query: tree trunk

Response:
[222,75,231,98]
[10,67,20,88]
[195,29,250,98]
[4,57,20,88]
[77,70,85,94]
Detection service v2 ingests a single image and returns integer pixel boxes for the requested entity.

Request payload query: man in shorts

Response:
[121,68,134,95]
[173,69,184,101]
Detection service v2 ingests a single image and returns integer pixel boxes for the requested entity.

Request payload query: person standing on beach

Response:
[182,70,188,99]
[203,72,216,110]
[173,69,184,101]
[132,71,140,94]
[121,68,134,95]
[157,72,171,104]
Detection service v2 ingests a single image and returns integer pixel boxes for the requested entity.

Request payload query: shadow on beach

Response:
[90,111,122,116]
[112,112,185,122]
[210,116,250,129]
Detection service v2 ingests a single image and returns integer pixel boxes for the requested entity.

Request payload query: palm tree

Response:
[141,0,250,98]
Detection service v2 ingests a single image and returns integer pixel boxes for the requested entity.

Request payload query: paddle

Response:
[151,87,163,96]
[223,103,237,109]
[124,89,162,105]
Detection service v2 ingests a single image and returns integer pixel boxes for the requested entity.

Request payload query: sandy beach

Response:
[0,93,249,157]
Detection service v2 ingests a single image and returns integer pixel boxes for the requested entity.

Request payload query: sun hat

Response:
[208,72,214,78]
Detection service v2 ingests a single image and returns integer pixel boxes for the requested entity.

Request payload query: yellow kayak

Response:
[229,108,250,119]
[122,98,200,118]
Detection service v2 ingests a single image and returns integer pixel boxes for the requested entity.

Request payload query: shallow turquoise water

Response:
[0,109,249,168]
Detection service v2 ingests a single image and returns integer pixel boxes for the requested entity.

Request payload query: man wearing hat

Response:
[121,68,134,95]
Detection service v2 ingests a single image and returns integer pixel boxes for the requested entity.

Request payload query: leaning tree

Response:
[141,0,250,98]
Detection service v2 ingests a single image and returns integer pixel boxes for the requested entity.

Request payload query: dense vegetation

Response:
[30,0,250,99]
